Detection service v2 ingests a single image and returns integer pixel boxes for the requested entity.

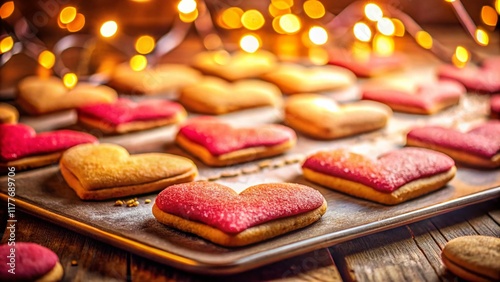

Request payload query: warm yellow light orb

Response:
[353,22,372,42]
[481,6,498,26]
[392,18,405,36]
[63,73,78,89]
[241,10,265,30]
[177,0,197,14]
[67,13,85,32]
[60,6,77,24]
[377,17,395,36]
[221,7,243,29]
[240,34,261,53]
[455,46,469,63]
[38,50,56,69]
[0,1,15,19]
[272,0,294,9]
[279,14,301,34]
[0,36,14,54]
[415,30,433,49]
[496,0,500,14]
[268,3,290,18]
[100,21,118,37]
[475,28,489,46]
[365,3,383,21]
[179,9,198,22]
[135,35,155,54]
[303,0,325,19]
[130,55,148,71]
[309,26,328,45]
[308,46,329,65]
[373,34,394,56]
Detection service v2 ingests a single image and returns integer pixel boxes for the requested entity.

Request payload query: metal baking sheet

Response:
[1,94,499,275]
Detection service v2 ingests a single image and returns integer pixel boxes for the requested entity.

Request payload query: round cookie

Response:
[441,235,500,282]
[0,242,63,281]
[260,63,356,94]
[0,103,18,124]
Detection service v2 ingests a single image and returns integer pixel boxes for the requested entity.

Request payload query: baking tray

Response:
[1,94,499,275]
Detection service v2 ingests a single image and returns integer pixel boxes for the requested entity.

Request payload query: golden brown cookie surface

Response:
[0,103,18,124]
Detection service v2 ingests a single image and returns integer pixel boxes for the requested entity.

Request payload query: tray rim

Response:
[1,186,499,275]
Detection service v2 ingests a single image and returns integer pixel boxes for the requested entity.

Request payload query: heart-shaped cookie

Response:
[108,63,201,95]
[284,94,391,139]
[191,50,277,81]
[406,121,500,168]
[176,117,296,166]
[60,143,198,200]
[260,63,356,94]
[491,95,500,119]
[328,48,405,77]
[178,76,282,115]
[17,76,117,115]
[152,181,327,246]
[302,148,456,205]
[0,103,18,124]
[77,98,187,133]
[0,123,97,171]
[362,79,465,114]
[437,56,500,94]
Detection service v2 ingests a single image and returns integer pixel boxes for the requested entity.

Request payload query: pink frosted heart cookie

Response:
[152,181,327,246]
[328,48,405,77]
[176,117,296,166]
[302,148,456,205]
[437,57,500,94]
[0,123,98,171]
[406,121,500,168]
[77,98,187,134]
[490,95,500,119]
[362,79,464,114]
[0,242,63,281]
[284,94,391,139]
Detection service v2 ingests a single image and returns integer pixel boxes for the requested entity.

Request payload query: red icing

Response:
[0,123,97,161]
[437,57,500,94]
[328,50,404,77]
[155,182,324,233]
[178,117,296,156]
[77,98,184,126]
[362,81,464,111]
[491,95,500,117]
[407,121,500,158]
[302,147,455,193]
[0,242,59,281]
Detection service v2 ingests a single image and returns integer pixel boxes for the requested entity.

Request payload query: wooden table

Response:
[0,199,498,281]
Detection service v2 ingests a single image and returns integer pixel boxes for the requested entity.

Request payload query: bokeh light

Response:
[415,30,433,49]
[67,13,85,32]
[0,1,15,19]
[221,7,243,29]
[279,14,301,34]
[309,26,328,45]
[241,10,265,30]
[377,17,395,36]
[481,6,498,26]
[268,3,290,17]
[100,21,118,37]
[38,50,56,69]
[373,34,394,56]
[308,46,329,65]
[135,35,155,54]
[179,9,198,22]
[63,73,78,89]
[475,28,489,46]
[130,55,148,71]
[303,0,325,19]
[240,34,261,53]
[177,0,196,14]
[0,36,14,54]
[365,3,383,21]
[59,7,77,24]
[455,46,469,63]
[353,22,372,42]
[392,18,405,37]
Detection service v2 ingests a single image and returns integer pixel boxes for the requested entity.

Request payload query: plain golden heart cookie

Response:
[0,103,18,124]
[108,63,201,95]
[260,63,356,94]
[178,76,282,115]
[284,94,391,139]
[17,76,117,115]
[60,143,197,200]
[191,50,277,81]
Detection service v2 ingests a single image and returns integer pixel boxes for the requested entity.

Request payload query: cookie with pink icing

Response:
[152,181,327,246]
[302,147,456,205]
[0,242,63,281]
[77,98,187,134]
[490,95,500,119]
[362,79,464,114]
[437,57,500,94]
[0,123,98,171]
[328,48,405,77]
[406,121,500,168]
[176,117,297,166]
